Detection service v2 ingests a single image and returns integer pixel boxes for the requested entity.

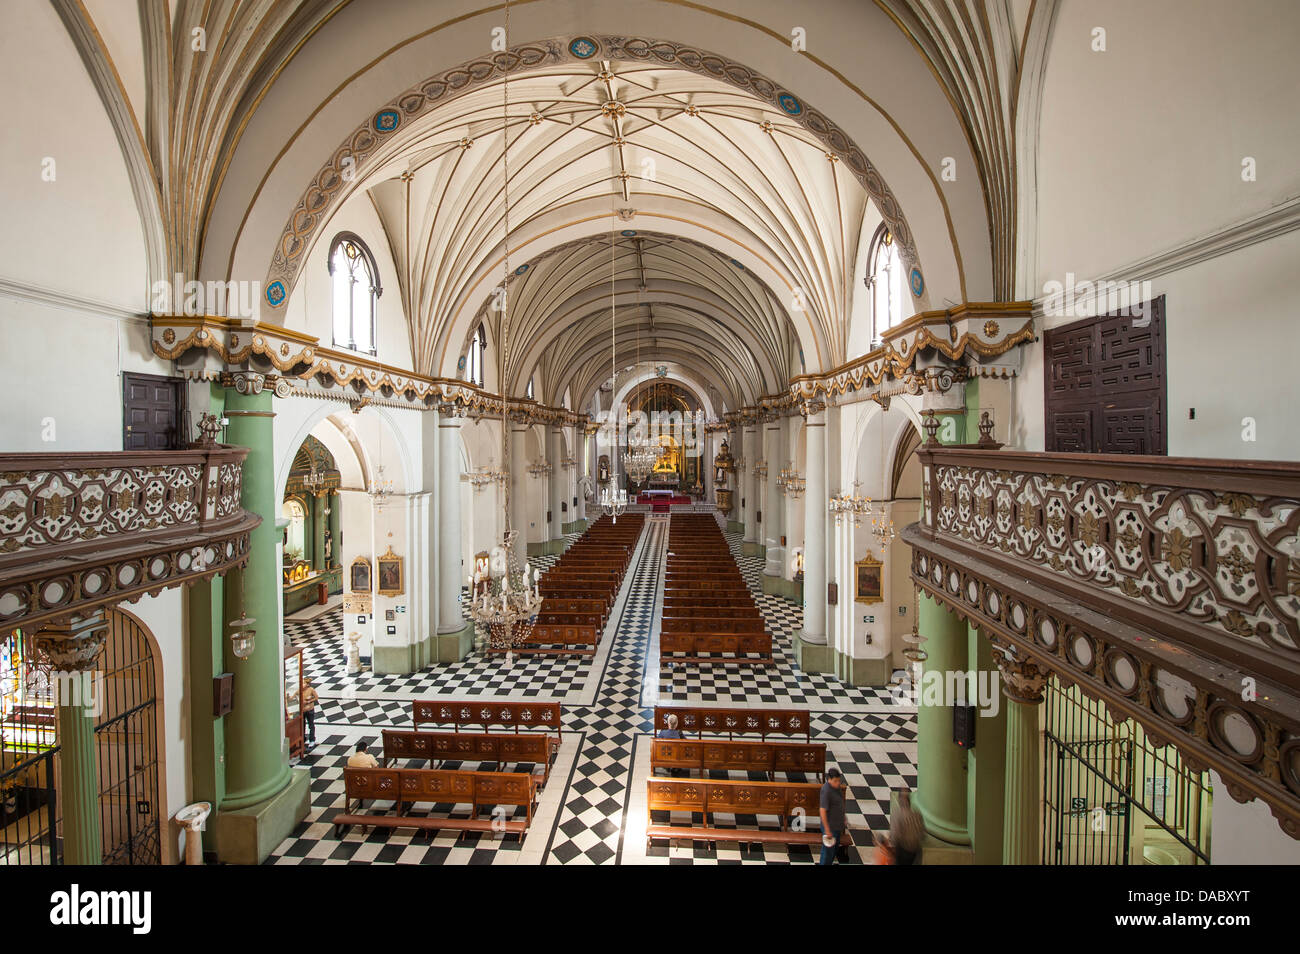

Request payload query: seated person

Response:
[656,714,687,777]
[346,741,379,769]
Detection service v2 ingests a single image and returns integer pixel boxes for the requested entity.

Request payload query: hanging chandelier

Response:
[527,459,552,478]
[368,463,395,509]
[777,461,804,498]
[828,480,873,527]
[468,0,539,662]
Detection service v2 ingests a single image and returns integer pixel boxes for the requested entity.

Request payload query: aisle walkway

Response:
[268,514,916,865]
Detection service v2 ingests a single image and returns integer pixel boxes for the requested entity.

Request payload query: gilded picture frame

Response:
[854,553,884,605]
[376,545,405,597]
[349,556,371,594]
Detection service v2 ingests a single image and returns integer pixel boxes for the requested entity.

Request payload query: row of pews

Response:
[334,700,564,839]
[502,512,646,656]
[661,514,773,667]
[647,705,849,851]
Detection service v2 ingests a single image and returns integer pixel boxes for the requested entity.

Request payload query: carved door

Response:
[123,373,185,450]
[1044,297,1165,454]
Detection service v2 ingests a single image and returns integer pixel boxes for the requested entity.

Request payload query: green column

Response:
[993,642,1050,865]
[36,614,108,865]
[311,491,327,572]
[967,627,1007,863]
[220,381,291,810]
[187,576,226,852]
[912,594,970,844]
[327,489,341,568]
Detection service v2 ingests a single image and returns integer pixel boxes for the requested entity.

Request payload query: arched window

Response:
[865,224,907,342]
[328,233,381,354]
[464,323,486,387]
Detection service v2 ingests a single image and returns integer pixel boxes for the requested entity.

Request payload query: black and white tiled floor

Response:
[269,514,917,865]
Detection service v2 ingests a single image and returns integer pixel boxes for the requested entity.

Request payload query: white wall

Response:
[1209,772,1300,864]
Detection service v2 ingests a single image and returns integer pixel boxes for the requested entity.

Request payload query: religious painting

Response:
[854,553,884,605]
[377,546,404,597]
[349,556,371,593]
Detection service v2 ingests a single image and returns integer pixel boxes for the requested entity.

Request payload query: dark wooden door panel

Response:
[122,373,184,451]
[1044,296,1165,455]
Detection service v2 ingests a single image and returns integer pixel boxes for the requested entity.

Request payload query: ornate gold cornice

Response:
[788,301,1033,401]
[151,314,589,427]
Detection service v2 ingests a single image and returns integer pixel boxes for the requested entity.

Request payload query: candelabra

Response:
[467,530,542,665]
[777,461,804,498]
[303,468,327,493]
[734,458,746,474]
[560,456,577,469]
[753,460,768,481]
[527,460,552,478]
[466,466,505,492]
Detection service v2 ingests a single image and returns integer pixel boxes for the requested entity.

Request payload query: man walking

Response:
[819,767,849,865]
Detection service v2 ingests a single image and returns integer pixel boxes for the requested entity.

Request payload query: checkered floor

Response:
[269,514,916,865]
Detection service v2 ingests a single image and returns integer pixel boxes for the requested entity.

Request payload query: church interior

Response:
[1,0,1298,883]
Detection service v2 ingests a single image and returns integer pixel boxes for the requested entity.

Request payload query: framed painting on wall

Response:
[349,556,371,594]
[854,554,884,605]
[377,546,404,597]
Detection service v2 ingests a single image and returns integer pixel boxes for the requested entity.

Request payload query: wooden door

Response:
[122,373,184,450]
[1044,297,1165,455]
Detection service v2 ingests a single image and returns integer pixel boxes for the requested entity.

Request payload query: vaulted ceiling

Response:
[59,0,1048,412]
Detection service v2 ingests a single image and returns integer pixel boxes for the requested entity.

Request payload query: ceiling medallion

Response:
[825,152,838,163]
[459,136,474,149]
[528,112,542,126]
[617,208,636,221]
[685,104,701,117]
[612,136,628,147]
[597,69,614,82]
[759,120,775,135]
[601,100,626,119]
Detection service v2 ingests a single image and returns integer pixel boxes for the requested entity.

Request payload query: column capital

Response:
[989,633,1052,704]
[35,612,109,673]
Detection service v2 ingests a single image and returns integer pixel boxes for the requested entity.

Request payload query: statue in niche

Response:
[324,529,333,566]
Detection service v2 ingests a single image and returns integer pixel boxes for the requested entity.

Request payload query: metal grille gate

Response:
[1042,678,1210,865]
[0,609,159,865]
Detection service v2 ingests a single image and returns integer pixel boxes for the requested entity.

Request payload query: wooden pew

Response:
[413,699,563,746]
[651,737,826,780]
[654,705,812,741]
[645,777,851,850]
[382,728,553,783]
[334,766,536,838]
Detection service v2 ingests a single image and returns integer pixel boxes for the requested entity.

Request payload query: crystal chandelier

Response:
[527,459,552,478]
[467,530,542,664]
[828,480,873,527]
[303,467,326,493]
[560,456,577,469]
[599,484,628,519]
[467,464,505,492]
[623,437,658,485]
[369,463,395,509]
[753,460,768,482]
[777,461,804,498]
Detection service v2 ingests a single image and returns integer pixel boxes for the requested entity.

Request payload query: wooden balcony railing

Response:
[0,446,260,632]
[903,447,1300,839]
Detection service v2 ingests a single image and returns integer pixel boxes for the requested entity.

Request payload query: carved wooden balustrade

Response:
[0,446,260,633]
[902,447,1300,838]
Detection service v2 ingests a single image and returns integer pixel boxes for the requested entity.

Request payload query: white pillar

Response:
[510,421,529,558]
[742,423,758,544]
[763,418,784,577]
[549,425,565,541]
[437,411,465,633]
[419,408,441,645]
[801,406,827,643]
[783,415,800,581]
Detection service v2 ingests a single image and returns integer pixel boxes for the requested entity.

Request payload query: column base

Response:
[742,541,765,557]
[793,635,893,686]
[726,520,744,535]
[888,792,975,865]
[561,519,588,535]
[761,573,801,602]
[912,789,973,848]
[436,621,475,662]
[214,767,310,865]
[527,539,566,557]
[373,633,435,674]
